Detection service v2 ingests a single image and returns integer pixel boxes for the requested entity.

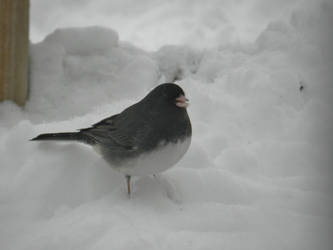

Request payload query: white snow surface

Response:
[1,1,333,249]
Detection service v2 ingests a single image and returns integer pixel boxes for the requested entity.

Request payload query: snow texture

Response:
[1,1,333,249]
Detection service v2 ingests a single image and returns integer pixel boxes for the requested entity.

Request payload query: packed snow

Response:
[1,1,333,249]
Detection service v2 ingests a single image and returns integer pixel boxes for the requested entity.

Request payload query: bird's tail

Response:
[30,132,95,145]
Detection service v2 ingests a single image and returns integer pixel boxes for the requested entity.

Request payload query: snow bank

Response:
[1,2,333,250]
[28,26,159,122]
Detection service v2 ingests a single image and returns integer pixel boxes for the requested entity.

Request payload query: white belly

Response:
[112,137,191,176]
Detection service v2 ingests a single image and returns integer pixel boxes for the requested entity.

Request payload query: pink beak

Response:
[175,95,189,108]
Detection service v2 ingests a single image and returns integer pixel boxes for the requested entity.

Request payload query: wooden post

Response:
[0,0,29,106]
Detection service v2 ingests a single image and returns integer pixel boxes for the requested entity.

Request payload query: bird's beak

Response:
[175,95,189,108]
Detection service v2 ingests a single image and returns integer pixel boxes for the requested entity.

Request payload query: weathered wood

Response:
[0,0,29,106]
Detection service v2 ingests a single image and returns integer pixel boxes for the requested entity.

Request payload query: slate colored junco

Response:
[31,83,192,195]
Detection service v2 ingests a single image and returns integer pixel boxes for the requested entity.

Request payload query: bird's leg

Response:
[126,175,131,196]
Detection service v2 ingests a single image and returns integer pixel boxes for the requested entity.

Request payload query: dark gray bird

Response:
[31,83,192,195]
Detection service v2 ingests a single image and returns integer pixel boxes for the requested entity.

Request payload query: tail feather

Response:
[30,132,95,145]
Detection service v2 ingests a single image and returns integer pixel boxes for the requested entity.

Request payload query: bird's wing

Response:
[79,108,144,151]
[90,114,120,128]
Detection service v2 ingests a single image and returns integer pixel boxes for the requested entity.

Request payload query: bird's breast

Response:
[110,136,191,176]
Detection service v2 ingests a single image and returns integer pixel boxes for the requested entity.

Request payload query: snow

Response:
[1,1,333,249]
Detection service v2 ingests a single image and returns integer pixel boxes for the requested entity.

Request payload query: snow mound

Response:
[44,26,119,55]
[29,26,160,122]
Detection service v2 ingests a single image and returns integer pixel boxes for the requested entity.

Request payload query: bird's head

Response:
[145,83,189,109]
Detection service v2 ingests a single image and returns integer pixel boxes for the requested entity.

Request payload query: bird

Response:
[31,83,192,196]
